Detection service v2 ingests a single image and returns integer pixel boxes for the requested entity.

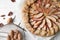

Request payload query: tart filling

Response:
[23,0,60,36]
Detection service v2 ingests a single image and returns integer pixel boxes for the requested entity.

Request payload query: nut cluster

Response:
[7,30,22,40]
[23,0,60,36]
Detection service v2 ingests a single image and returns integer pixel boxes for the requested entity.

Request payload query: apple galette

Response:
[23,0,60,36]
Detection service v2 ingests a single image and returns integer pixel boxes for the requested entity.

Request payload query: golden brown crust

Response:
[22,12,35,33]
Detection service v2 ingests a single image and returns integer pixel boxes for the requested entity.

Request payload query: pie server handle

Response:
[36,35,55,40]
[37,38,51,40]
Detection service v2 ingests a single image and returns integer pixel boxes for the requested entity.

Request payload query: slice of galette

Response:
[7,30,22,40]
[23,0,60,37]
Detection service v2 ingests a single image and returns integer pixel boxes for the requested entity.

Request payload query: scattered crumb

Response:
[7,18,13,24]
[8,11,13,16]
[0,23,4,27]
[3,18,5,19]
[11,0,16,2]
[1,15,5,17]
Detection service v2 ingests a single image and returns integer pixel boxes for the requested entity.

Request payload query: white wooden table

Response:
[0,0,60,40]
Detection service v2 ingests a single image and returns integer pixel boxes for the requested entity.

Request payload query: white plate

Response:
[0,24,25,40]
